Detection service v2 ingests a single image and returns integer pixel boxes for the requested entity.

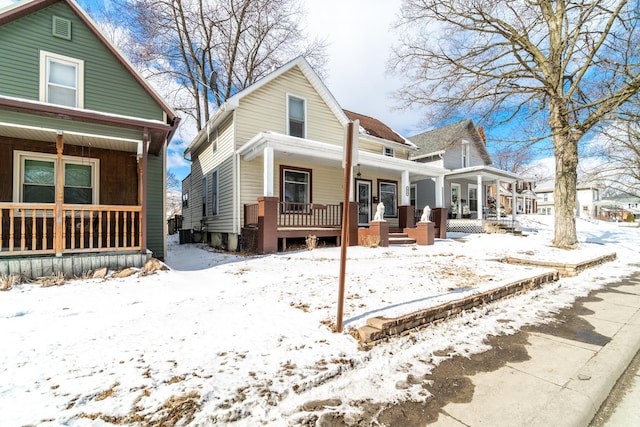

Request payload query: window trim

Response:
[461,139,470,168]
[377,179,398,218]
[383,147,395,157]
[211,170,219,216]
[286,94,307,138]
[13,150,99,204]
[39,50,84,108]
[201,175,208,217]
[280,165,312,211]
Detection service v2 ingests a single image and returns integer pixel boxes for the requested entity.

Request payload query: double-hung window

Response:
[282,166,310,212]
[14,151,98,204]
[40,51,84,108]
[378,180,397,217]
[461,140,470,168]
[287,95,306,138]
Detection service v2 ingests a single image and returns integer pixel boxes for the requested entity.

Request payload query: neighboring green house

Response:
[0,0,179,276]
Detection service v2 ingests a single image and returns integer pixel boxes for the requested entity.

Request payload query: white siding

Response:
[234,66,344,148]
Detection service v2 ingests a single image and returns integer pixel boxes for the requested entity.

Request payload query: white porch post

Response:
[435,175,444,207]
[496,179,502,220]
[401,170,410,206]
[263,146,274,196]
[477,174,483,219]
[512,184,517,221]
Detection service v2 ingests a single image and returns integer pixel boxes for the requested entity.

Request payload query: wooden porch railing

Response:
[278,202,342,227]
[0,203,142,256]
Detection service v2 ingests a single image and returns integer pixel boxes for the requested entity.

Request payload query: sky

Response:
[1,215,639,425]
[0,0,578,184]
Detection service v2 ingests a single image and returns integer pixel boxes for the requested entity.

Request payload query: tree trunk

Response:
[549,102,579,248]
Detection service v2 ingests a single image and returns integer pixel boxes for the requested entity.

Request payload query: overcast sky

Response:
[302,0,426,137]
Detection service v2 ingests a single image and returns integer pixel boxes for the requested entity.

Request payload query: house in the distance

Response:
[536,181,600,219]
[408,119,535,231]
[0,0,179,277]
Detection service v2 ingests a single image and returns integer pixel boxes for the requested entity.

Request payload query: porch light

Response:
[356,164,361,178]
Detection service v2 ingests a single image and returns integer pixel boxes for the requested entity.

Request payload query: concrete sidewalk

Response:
[431,272,640,426]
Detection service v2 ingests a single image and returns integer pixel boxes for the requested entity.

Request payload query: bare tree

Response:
[167,171,181,191]
[391,0,640,247]
[588,114,640,197]
[110,0,327,131]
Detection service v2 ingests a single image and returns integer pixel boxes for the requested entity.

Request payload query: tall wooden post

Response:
[54,132,64,256]
[337,122,354,333]
[141,130,148,254]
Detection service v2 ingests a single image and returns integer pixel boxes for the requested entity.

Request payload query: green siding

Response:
[146,150,165,258]
[0,2,163,121]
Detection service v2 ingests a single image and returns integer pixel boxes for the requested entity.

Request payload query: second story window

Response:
[461,140,470,168]
[288,95,306,138]
[40,51,84,108]
[384,147,394,157]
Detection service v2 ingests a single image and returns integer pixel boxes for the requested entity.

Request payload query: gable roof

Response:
[0,0,179,146]
[344,110,414,147]
[409,119,492,164]
[185,56,348,156]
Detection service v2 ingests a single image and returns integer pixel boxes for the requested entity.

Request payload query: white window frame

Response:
[286,94,306,138]
[468,184,478,213]
[461,139,470,168]
[383,147,395,157]
[209,126,218,153]
[13,150,99,203]
[39,50,84,108]
[211,170,219,216]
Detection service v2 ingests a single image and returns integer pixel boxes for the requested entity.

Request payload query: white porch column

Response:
[512,184,517,220]
[263,146,274,196]
[401,170,410,205]
[435,175,444,207]
[496,179,502,220]
[477,174,483,219]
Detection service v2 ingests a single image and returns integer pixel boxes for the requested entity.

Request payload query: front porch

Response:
[0,202,148,277]
[241,198,448,253]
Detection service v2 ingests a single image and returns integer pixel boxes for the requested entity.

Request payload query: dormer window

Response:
[287,95,306,138]
[384,147,394,157]
[40,51,84,108]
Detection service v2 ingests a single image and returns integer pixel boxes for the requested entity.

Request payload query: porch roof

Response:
[444,165,525,183]
[237,131,448,179]
[0,95,176,154]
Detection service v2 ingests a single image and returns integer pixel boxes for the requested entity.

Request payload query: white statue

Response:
[420,205,431,222]
[373,202,385,221]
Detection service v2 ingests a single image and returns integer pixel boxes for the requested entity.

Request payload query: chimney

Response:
[477,127,487,143]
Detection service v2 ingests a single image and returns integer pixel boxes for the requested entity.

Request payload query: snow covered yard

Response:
[1,215,638,426]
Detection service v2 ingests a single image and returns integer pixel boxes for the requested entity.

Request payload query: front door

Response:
[356,180,372,226]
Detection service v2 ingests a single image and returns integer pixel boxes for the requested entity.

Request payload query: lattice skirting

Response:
[447,219,484,233]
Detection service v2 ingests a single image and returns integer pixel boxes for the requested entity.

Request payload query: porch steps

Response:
[388,232,416,245]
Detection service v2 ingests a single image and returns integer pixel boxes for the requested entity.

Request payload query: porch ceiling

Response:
[0,122,140,152]
[238,131,447,180]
